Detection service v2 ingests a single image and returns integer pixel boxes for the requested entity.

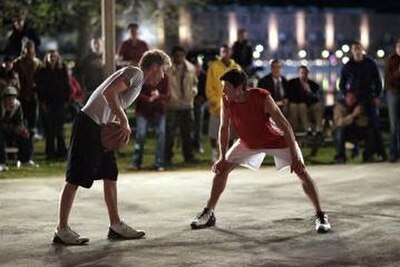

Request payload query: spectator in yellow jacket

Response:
[206,44,240,162]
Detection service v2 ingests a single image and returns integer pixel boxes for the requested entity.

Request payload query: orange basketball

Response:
[100,121,130,151]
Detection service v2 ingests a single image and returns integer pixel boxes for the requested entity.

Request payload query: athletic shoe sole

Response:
[190,216,216,230]
[52,234,89,245]
[316,225,331,233]
[107,228,145,240]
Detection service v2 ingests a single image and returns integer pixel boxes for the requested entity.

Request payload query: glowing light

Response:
[335,50,344,58]
[360,14,369,49]
[315,59,324,66]
[296,11,306,48]
[228,12,238,46]
[342,44,350,53]
[321,50,330,58]
[342,56,350,64]
[255,44,264,52]
[255,59,263,67]
[268,14,279,51]
[253,51,261,59]
[179,7,192,45]
[298,49,307,58]
[377,49,385,58]
[300,59,308,66]
[325,13,334,50]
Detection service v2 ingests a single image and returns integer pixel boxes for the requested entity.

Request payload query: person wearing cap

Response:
[0,86,37,172]
[190,69,331,234]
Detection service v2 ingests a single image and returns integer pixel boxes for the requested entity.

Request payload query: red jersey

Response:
[224,88,288,149]
[118,39,149,65]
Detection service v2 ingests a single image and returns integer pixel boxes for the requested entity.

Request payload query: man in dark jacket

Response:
[4,14,41,58]
[339,41,386,162]
[0,86,37,171]
[286,66,324,134]
[257,59,288,116]
[232,28,253,74]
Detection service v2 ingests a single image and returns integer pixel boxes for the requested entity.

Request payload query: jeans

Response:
[133,114,166,168]
[334,125,366,161]
[363,102,386,159]
[387,91,400,160]
[21,97,39,134]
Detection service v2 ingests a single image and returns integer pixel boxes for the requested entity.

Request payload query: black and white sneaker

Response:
[190,208,216,229]
[108,221,145,240]
[52,226,89,245]
[315,212,331,233]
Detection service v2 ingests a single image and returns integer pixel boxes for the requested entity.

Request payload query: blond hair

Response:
[139,49,171,70]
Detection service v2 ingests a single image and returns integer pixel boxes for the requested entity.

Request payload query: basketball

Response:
[100,121,130,151]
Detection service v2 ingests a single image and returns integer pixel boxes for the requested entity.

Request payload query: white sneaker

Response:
[108,221,145,240]
[190,208,216,229]
[315,212,331,233]
[17,160,39,168]
[53,226,89,245]
[0,164,9,172]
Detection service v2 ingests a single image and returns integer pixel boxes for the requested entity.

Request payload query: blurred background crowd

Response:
[1,0,400,173]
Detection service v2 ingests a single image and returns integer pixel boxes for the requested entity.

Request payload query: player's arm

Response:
[102,73,131,141]
[264,95,303,173]
[218,98,231,160]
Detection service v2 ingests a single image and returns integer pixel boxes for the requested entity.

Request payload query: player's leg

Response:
[294,166,331,233]
[53,182,89,245]
[191,161,238,229]
[104,180,145,240]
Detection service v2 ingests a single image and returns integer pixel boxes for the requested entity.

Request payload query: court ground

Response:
[0,163,399,266]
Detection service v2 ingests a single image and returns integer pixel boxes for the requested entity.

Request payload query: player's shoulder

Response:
[247,87,270,97]
[119,66,143,87]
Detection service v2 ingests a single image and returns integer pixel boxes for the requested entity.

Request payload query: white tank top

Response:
[82,66,143,125]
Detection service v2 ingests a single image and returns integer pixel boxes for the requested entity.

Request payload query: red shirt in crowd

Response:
[135,76,170,118]
[118,39,149,66]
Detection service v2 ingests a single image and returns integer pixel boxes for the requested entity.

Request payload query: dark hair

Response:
[3,55,13,62]
[351,40,362,47]
[238,28,247,35]
[298,65,309,72]
[171,45,186,55]
[396,38,400,45]
[270,59,282,66]
[219,68,247,90]
[127,23,138,30]
[220,44,230,50]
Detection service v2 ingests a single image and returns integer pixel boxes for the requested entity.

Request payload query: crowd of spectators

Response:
[1,16,399,172]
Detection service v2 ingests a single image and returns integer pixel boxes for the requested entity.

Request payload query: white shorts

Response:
[225,139,304,171]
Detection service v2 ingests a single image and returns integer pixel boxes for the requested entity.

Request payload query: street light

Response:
[377,49,385,58]
[341,44,350,53]
[298,49,307,58]
[321,50,330,59]
[342,56,350,64]
[255,44,264,52]
[253,51,261,59]
[335,50,344,58]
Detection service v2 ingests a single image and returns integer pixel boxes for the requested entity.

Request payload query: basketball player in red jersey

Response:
[190,68,331,233]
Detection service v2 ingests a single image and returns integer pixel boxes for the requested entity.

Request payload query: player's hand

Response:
[212,158,227,174]
[118,117,132,143]
[290,155,304,174]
